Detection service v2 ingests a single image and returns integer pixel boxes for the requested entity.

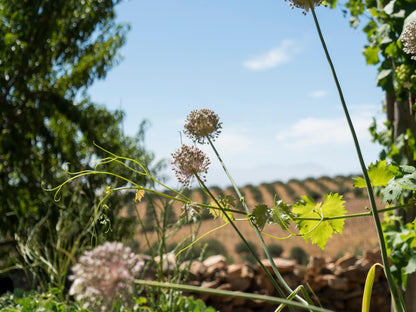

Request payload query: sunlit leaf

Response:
[270,199,294,230]
[292,194,346,250]
[363,45,380,65]
[354,160,396,188]
[208,196,235,223]
[135,189,145,202]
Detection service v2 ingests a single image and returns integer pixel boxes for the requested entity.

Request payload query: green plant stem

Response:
[294,203,414,221]
[134,280,333,312]
[193,174,288,301]
[309,5,405,311]
[206,137,311,309]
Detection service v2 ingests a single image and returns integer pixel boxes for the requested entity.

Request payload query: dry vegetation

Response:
[134,175,382,262]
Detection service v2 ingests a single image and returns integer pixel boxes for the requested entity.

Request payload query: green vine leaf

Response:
[208,195,235,222]
[270,199,294,230]
[251,204,270,231]
[354,160,396,188]
[292,194,346,250]
[381,165,416,203]
[363,45,380,65]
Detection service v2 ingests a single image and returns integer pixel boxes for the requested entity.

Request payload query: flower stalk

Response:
[309,4,405,311]
[206,136,312,309]
[134,280,333,312]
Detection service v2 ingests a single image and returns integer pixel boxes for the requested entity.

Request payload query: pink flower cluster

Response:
[69,242,144,311]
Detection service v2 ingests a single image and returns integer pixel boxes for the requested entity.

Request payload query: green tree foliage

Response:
[0,0,157,287]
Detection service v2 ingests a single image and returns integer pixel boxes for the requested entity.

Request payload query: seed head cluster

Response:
[180,202,201,220]
[171,144,210,187]
[402,21,416,60]
[69,242,144,312]
[285,0,323,13]
[184,109,222,144]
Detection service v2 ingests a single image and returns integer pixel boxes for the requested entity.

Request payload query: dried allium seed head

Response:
[180,202,201,220]
[171,144,210,187]
[184,109,222,144]
[285,0,323,13]
[402,21,416,60]
[69,242,144,312]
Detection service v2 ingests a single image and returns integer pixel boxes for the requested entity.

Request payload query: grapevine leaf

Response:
[363,45,379,65]
[208,196,235,223]
[381,166,416,203]
[292,194,346,250]
[270,200,293,230]
[381,181,403,203]
[403,256,416,275]
[251,204,270,231]
[354,160,396,188]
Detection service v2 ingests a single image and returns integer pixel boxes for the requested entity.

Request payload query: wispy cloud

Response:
[308,90,328,99]
[243,40,300,71]
[276,107,382,149]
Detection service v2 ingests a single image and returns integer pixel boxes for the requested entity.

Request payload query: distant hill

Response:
[134,175,382,262]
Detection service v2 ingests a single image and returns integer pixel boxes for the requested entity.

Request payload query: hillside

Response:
[134,175,383,262]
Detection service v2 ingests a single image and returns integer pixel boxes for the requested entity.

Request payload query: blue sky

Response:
[89,0,386,188]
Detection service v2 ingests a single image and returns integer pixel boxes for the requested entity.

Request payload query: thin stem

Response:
[134,280,333,312]
[309,5,405,311]
[194,174,288,300]
[206,137,311,308]
[294,203,414,221]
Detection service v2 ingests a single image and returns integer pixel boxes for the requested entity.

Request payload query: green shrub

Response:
[210,186,225,199]
[289,246,309,265]
[266,244,284,258]
[235,240,257,255]
[260,182,280,200]
[0,288,90,311]
[245,184,264,204]
[202,239,228,258]
[0,289,216,312]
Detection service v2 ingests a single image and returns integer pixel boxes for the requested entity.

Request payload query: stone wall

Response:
[145,248,390,312]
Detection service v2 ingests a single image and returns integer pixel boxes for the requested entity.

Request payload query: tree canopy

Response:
[0,0,156,285]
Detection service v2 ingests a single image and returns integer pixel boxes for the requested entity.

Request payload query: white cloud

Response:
[243,40,300,71]
[308,90,328,98]
[276,113,378,149]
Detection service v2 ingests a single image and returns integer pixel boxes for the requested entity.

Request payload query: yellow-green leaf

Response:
[292,194,346,250]
[362,263,383,312]
[354,160,396,188]
[135,189,145,202]
[208,198,235,223]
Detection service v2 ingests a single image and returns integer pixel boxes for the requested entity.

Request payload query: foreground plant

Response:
[69,242,145,311]
[46,1,416,311]
[300,1,407,311]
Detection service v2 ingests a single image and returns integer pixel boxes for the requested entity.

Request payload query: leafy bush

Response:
[210,186,225,199]
[276,181,297,202]
[260,182,280,200]
[202,239,228,258]
[0,289,216,312]
[289,246,309,265]
[0,288,89,311]
[266,244,284,258]
[245,184,264,204]
[235,241,257,255]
